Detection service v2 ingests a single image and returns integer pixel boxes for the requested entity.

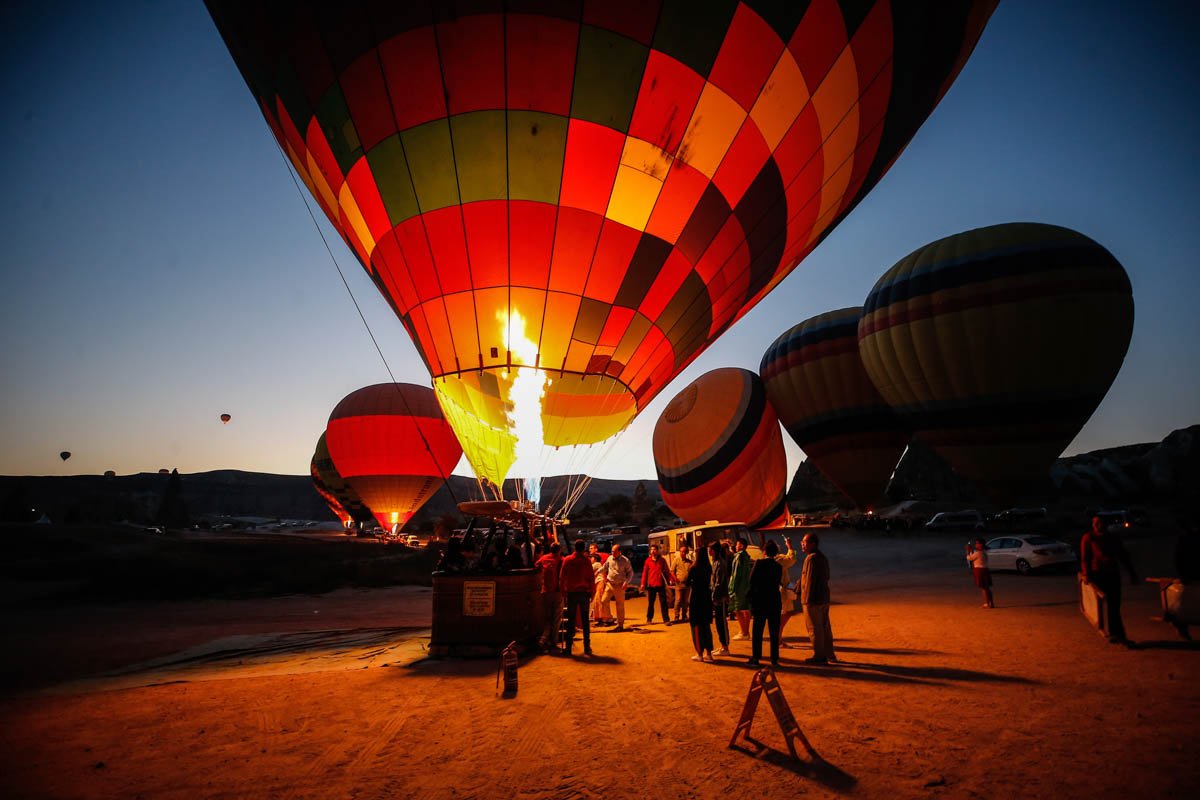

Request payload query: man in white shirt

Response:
[601,544,635,631]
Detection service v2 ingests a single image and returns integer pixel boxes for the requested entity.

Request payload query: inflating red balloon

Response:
[325,384,462,531]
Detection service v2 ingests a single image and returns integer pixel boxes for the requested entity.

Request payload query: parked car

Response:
[990,507,1048,529]
[984,534,1076,574]
[926,510,986,532]
[404,534,421,547]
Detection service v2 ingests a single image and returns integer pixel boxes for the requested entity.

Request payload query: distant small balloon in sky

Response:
[104,470,116,478]
[59,451,71,461]
[158,468,169,474]
[220,413,232,424]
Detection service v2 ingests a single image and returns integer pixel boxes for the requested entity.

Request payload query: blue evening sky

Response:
[1,1,1197,480]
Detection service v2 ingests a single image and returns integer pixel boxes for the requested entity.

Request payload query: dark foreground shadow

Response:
[731,736,857,793]
[1128,639,1200,651]
[788,660,1039,687]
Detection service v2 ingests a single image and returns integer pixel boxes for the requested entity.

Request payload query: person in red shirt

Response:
[536,544,564,650]
[559,540,595,656]
[640,544,674,624]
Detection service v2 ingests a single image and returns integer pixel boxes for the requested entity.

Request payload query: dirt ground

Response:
[1,532,1197,799]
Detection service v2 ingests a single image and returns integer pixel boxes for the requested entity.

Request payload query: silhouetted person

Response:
[800,533,836,664]
[435,537,466,573]
[1081,515,1138,646]
[686,545,714,662]
[747,540,783,667]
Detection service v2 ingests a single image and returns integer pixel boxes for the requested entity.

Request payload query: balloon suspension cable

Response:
[273,144,461,511]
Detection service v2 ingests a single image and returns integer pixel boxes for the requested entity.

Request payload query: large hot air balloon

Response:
[654,368,788,529]
[325,383,463,531]
[220,413,232,424]
[761,308,909,508]
[59,451,71,461]
[311,432,374,526]
[857,223,1135,500]
[208,1,996,487]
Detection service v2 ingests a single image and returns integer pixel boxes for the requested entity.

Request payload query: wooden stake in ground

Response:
[729,667,816,760]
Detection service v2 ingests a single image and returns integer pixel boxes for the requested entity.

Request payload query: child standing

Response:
[966,538,995,608]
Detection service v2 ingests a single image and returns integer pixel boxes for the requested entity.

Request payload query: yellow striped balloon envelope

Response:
[326,384,463,531]
[312,432,375,526]
[653,368,788,529]
[761,308,909,509]
[857,223,1134,501]
[208,1,996,488]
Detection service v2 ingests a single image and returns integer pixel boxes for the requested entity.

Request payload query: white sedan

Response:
[984,535,1076,574]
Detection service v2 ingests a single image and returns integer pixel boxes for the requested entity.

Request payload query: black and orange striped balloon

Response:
[858,223,1134,500]
[653,368,788,529]
[326,384,462,531]
[761,308,909,508]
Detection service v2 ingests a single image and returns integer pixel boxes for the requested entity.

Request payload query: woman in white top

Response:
[966,538,995,608]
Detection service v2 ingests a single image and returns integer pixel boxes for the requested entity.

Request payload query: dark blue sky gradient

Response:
[1,1,1197,479]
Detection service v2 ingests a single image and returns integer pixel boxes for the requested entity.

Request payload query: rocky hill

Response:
[0,470,662,529]
[787,424,1199,511]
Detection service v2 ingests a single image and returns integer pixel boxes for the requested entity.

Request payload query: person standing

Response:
[709,541,731,656]
[1080,515,1139,646]
[535,543,564,650]
[774,536,799,646]
[686,545,714,662]
[800,533,836,665]
[602,544,634,631]
[966,538,995,608]
[728,537,753,640]
[670,543,694,622]
[591,551,611,626]
[559,540,595,656]
[641,544,673,624]
[747,540,784,667]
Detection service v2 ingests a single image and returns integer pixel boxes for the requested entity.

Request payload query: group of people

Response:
[965,514,1200,647]
[532,533,837,667]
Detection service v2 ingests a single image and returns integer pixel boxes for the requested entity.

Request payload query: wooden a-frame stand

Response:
[729,667,816,760]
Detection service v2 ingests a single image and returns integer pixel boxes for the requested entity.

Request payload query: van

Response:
[925,510,986,532]
[647,522,752,561]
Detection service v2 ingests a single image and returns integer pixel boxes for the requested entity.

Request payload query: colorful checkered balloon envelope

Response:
[209,0,995,487]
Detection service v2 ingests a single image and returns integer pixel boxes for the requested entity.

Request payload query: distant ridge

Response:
[0,470,662,527]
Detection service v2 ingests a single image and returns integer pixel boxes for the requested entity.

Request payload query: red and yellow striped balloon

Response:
[653,368,788,529]
[857,223,1134,500]
[761,307,909,508]
[325,384,462,531]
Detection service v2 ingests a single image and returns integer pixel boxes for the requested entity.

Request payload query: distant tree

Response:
[633,481,649,514]
[156,469,190,529]
[604,493,633,525]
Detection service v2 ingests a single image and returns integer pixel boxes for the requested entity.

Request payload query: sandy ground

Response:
[1,532,1198,799]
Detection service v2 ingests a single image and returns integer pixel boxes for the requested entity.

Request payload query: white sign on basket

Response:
[463,581,497,617]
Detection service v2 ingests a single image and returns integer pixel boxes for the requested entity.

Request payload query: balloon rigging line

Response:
[272,143,462,511]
